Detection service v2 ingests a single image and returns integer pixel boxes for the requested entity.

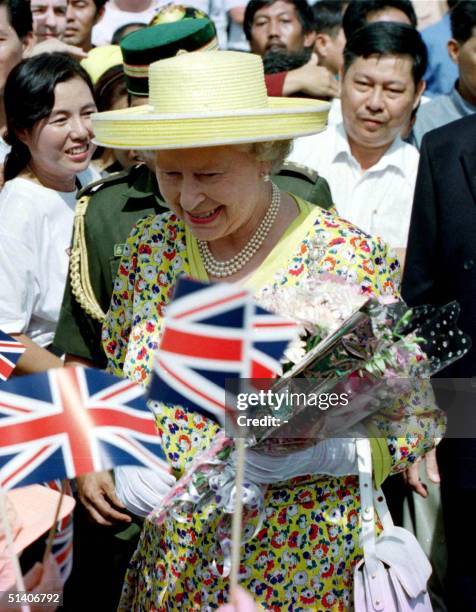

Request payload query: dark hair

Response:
[92,64,126,161]
[450,1,476,43]
[447,0,460,10]
[244,0,315,42]
[313,0,345,36]
[95,64,126,111]
[263,47,311,73]
[343,0,417,39]
[93,0,107,10]
[111,21,146,44]
[0,0,32,39]
[4,52,95,181]
[343,21,428,86]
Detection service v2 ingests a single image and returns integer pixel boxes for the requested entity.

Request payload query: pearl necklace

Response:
[197,183,281,278]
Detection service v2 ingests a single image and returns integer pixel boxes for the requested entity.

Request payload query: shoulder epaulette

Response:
[77,167,132,199]
[69,194,107,322]
[278,161,319,185]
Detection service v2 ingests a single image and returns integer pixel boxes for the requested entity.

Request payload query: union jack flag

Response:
[148,278,297,424]
[0,367,170,489]
[0,330,25,382]
[44,479,74,582]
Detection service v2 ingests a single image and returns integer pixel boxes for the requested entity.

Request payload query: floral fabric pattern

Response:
[103,204,439,611]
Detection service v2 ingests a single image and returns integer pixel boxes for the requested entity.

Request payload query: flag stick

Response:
[230,436,245,605]
[0,488,30,612]
[42,480,66,564]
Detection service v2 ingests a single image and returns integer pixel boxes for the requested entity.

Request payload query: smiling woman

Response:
[0,52,99,372]
[89,51,441,610]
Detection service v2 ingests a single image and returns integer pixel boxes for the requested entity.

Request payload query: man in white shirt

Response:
[91,0,211,46]
[288,21,426,253]
[91,0,160,46]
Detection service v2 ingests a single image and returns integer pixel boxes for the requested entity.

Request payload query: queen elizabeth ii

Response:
[92,50,439,610]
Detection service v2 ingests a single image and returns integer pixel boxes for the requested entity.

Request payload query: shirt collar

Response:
[333,122,410,175]
[450,82,476,117]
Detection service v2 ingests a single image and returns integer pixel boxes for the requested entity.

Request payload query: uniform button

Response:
[464,259,474,270]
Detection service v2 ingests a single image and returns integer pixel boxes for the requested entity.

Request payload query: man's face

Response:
[448,27,476,106]
[0,5,31,95]
[341,54,423,151]
[250,0,314,57]
[31,0,67,42]
[63,0,101,49]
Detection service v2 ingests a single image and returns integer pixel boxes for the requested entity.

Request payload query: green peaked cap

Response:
[120,18,218,96]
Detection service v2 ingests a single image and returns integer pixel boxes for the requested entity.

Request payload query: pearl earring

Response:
[262,173,270,182]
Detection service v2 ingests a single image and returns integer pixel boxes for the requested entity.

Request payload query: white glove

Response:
[114,466,176,518]
[243,438,358,484]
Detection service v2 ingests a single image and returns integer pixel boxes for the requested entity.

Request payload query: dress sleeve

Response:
[363,236,401,299]
[365,237,444,481]
[264,72,287,97]
[102,213,188,382]
[334,231,443,482]
[102,215,155,378]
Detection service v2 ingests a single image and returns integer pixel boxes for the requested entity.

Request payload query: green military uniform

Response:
[54,164,167,367]
[273,161,334,210]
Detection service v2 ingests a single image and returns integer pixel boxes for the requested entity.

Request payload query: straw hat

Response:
[81,45,123,85]
[1,486,75,554]
[92,51,330,150]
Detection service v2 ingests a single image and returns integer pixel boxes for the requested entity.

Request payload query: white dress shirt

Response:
[287,123,420,248]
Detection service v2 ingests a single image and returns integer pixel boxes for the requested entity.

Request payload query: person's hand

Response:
[217,586,258,611]
[114,465,176,518]
[403,448,440,498]
[24,557,63,611]
[26,38,87,60]
[242,438,358,485]
[283,53,341,99]
[77,470,132,526]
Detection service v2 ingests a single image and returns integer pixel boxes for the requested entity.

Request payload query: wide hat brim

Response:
[5,485,75,554]
[92,97,330,150]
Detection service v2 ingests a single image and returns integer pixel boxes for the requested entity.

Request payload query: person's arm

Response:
[54,271,107,369]
[0,209,62,375]
[264,55,341,99]
[10,333,62,375]
[281,54,340,99]
[25,38,87,60]
[64,354,95,368]
[76,470,131,526]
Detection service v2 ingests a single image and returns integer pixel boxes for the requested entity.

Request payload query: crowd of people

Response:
[0,0,475,610]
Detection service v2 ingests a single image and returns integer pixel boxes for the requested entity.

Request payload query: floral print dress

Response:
[103,199,442,611]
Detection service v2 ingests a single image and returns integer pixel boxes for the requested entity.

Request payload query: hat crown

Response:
[149,51,269,114]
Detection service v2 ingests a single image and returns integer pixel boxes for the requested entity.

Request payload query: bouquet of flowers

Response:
[245,276,470,453]
[146,275,470,576]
